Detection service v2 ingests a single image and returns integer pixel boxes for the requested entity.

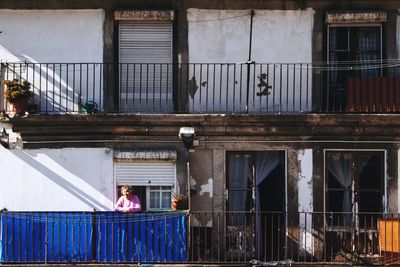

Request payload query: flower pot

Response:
[12,99,28,116]
[172,198,188,210]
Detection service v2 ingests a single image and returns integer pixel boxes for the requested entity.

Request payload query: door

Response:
[327,26,382,111]
[226,151,286,261]
[325,151,384,259]
[118,21,173,113]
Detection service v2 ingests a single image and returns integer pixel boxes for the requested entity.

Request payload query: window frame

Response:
[114,159,177,211]
[323,149,387,216]
[147,185,173,211]
[326,24,383,111]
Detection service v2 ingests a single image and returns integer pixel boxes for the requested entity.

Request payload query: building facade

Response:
[1,0,400,264]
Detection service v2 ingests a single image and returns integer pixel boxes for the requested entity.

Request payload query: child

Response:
[115,185,142,213]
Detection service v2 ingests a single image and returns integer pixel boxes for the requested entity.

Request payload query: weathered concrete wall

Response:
[189,149,213,212]
[0,146,113,211]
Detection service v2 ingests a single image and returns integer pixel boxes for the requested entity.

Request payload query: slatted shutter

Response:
[119,21,173,113]
[115,162,176,186]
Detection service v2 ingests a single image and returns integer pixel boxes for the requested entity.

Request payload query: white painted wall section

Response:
[0,9,104,63]
[252,10,313,63]
[0,10,104,112]
[187,9,250,63]
[298,149,313,254]
[187,9,314,113]
[199,178,213,198]
[0,146,114,211]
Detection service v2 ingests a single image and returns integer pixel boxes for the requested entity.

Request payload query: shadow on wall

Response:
[12,149,110,210]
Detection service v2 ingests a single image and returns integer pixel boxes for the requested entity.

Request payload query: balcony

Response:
[1,211,400,265]
[1,61,399,115]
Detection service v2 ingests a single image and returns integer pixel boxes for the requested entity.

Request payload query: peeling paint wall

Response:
[189,150,213,207]
[298,149,313,253]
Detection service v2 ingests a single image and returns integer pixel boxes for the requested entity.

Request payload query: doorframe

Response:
[325,24,383,110]
[224,149,288,259]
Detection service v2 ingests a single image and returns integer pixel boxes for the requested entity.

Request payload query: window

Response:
[325,151,384,219]
[327,25,382,111]
[149,186,172,210]
[116,11,174,113]
[114,161,176,211]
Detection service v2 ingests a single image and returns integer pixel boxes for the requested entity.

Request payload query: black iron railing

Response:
[188,211,397,265]
[1,62,399,114]
[2,210,400,265]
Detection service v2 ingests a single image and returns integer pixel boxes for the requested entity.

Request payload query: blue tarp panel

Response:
[0,211,186,263]
[0,212,93,263]
[94,212,186,263]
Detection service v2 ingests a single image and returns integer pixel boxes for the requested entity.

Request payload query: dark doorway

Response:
[325,151,384,260]
[226,151,286,261]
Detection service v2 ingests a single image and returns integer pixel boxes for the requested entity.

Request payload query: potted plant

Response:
[171,192,188,210]
[2,79,34,115]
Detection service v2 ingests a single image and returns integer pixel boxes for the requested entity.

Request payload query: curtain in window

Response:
[328,28,339,83]
[357,27,380,77]
[228,154,252,212]
[357,155,372,176]
[255,151,280,257]
[327,153,352,227]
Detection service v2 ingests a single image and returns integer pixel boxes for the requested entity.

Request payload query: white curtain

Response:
[228,154,251,212]
[327,153,352,226]
[255,151,281,258]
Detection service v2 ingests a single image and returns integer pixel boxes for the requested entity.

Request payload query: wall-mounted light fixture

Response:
[178,127,195,149]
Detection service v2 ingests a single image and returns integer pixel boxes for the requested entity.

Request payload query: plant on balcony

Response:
[2,79,33,115]
[171,192,188,210]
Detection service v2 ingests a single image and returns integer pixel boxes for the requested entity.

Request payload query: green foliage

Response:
[2,79,33,103]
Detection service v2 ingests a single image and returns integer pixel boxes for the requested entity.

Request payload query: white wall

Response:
[187,9,313,113]
[0,9,104,63]
[0,146,114,211]
[0,10,104,112]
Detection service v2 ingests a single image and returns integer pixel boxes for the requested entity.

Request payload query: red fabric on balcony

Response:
[348,77,400,112]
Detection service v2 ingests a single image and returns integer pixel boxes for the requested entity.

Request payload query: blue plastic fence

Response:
[0,211,186,263]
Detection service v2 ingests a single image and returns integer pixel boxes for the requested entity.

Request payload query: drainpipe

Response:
[246,10,255,114]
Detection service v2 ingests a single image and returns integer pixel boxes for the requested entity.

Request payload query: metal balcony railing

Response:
[1,62,400,115]
[1,211,400,265]
[188,211,400,265]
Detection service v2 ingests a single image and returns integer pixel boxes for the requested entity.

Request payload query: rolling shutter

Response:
[115,162,176,186]
[119,21,173,113]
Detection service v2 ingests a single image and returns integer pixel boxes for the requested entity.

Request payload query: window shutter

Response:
[118,21,173,113]
[115,162,176,186]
